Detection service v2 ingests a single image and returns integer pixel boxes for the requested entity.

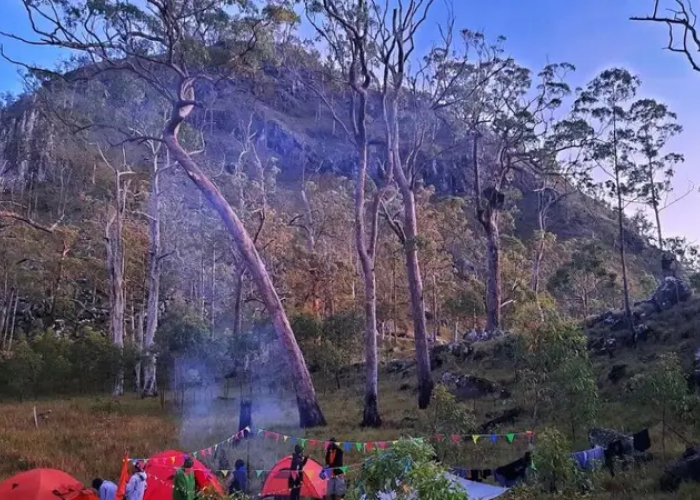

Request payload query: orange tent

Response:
[0,469,98,500]
[261,456,327,499]
[143,450,223,500]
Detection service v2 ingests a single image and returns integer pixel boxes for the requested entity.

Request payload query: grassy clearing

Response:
[0,326,699,499]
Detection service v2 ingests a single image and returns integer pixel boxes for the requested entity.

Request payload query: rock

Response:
[452,375,500,400]
[650,277,692,311]
[387,359,414,373]
[588,428,634,457]
[660,446,700,491]
[477,408,522,433]
[608,364,627,384]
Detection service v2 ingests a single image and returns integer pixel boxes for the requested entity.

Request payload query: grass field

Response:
[1,338,699,499]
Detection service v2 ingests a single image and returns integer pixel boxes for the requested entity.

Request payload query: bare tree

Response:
[98,146,135,397]
[632,1,700,72]
[1,0,326,426]
[305,0,385,425]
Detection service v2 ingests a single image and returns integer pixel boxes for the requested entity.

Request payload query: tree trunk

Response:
[355,138,382,428]
[134,308,144,392]
[232,267,244,337]
[397,181,433,409]
[483,211,502,332]
[612,121,632,325]
[142,150,162,398]
[163,89,325,427]
[105,208,126,397]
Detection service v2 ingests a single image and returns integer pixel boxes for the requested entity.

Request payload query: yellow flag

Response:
[221,470,229,477]
[472,435,480,444]
[283,435,289,442]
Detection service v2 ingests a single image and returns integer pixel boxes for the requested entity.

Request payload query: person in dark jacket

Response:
[289,444,309,500]
[324,438,345,500]
[228,459,247,495]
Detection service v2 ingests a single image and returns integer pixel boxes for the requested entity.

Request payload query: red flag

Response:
[116,454,129,500]
[365,442,374,452]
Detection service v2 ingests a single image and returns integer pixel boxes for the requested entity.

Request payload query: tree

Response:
[629,352,688,458]
[628,98,684,249]
[305,0,386,426]
[1,0,326,426]
[574,68,640,326]
[373,0,437,409]
[548,240,618,318]
[632,1,700,72]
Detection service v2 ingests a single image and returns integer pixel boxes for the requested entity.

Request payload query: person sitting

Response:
[324,438,345,500]
[228,459,247,495]
[92,478,117,500]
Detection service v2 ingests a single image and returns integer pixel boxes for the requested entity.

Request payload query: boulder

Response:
[660,446,700,491]
[442,372,501,400]
[387,359,414,373]
[608,364,628,384]
[650,277,692,311]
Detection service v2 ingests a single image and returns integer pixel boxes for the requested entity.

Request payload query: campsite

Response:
[2,0,700,499]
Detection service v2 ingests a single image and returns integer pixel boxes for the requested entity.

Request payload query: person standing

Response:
[92,478,117,500]
[288,444,308,500]
[228,459,247,495]
[173,455,196,500]
[124,461,147,500]
[324,438,345,500]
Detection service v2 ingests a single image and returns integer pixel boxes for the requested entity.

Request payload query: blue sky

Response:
[0,0,698,242]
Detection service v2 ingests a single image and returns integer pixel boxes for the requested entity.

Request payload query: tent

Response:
[143,450,224,500]
[0,468,99,500]
[363,472,509,500]
[261,455,327,499]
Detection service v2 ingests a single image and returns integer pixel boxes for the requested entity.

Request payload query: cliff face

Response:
[0,66,660,280]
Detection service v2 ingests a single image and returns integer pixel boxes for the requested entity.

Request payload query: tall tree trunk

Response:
[142,150,163,398]
[134,308,144,392]
[393,167,433,409]
[355,116,382,427]
[105,208,126,397]
[232,267,244,337]
[483,211,502,332]
[163,88,325,427]
[612,120,632,324]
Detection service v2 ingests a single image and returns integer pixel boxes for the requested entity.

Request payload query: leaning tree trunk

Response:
[163,86,325,427]
[142,152,163,397]
[355,136,381,428]
[612,124,632,325]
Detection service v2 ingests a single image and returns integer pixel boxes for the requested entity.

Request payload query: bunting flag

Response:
[506,433,515,443]
[491,435,498,443]
[472,435,480,445]
[255,470,263,478]
[221,470,228,478]
[355,442,363,452]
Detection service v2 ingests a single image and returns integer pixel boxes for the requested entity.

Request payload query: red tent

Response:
[261,456,327,499]
[0,469,98,500]
[143,450,223,500]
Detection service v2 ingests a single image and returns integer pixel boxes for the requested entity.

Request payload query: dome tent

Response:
[143,450,224,500]
[261,455,327,499]
[0,468,99,500]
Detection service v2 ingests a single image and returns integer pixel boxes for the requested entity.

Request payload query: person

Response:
[324,438,345,500]
[124,461,147,500]
[173,455,196,500]
[228,459,247,495]
[288,444,309,500]
[92,478,117,500]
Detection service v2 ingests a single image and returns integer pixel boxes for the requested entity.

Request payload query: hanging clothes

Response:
[571,446,605,470]
[633,429,651,452]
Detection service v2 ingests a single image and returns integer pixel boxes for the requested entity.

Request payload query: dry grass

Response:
[0,342,698,499]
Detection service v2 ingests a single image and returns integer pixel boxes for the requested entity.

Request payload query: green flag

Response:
[255,470,263,478]
[340,466,348,473]
[506,433,515,443]
[355,442,363,452]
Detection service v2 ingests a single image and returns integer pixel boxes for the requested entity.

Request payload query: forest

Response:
[1,0,700,498]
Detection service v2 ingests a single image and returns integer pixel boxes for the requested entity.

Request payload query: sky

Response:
[0,0,698,242]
